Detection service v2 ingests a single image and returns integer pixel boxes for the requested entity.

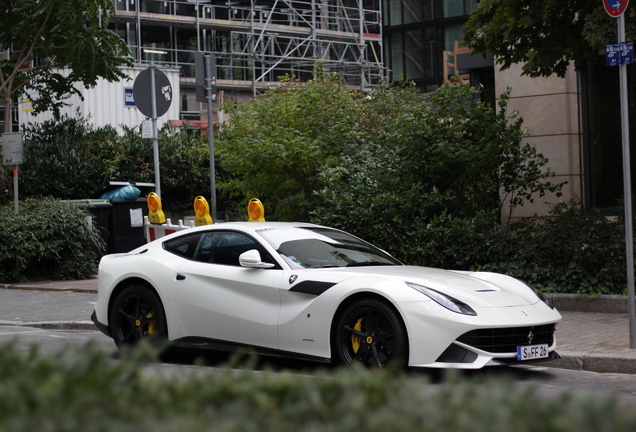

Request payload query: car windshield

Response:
[258,227,401,269]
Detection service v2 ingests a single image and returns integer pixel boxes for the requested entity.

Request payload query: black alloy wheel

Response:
[110,284,167,348]
[335,298,408,368]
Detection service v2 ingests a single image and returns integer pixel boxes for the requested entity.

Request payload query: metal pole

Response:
[150,66,161,197]
[13,165,18,214]
[617,14,636,349]
[13,165,19,281]
[196,4,200,52]
[205,55,217,222]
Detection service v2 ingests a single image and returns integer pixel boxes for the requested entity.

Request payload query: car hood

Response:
[305,265,541,308]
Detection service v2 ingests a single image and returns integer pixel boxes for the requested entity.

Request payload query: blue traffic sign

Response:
[606,41,634,66]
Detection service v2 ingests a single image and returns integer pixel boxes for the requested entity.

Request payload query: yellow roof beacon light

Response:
[194,196,213,226]
[247,198,265,222]
[147,192,167,224]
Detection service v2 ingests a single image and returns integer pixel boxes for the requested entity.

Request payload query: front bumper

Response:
[397,300,562,369]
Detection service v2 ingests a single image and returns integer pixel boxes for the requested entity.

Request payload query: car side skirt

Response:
[170,336,333,364]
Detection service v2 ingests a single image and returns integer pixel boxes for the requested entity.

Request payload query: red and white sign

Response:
[144,216,194,242]
[603,0,630,17]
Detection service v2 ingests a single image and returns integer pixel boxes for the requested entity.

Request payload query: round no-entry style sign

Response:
[132,67,173,118]
[603,0,630,17]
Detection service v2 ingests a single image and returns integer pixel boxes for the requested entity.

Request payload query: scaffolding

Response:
[110,0,384,96]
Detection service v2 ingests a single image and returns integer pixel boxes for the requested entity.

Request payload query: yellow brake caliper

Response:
[351,317,364,353]
[147,311,155,335]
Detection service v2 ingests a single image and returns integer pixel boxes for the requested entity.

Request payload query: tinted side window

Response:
[193,231,274,267]
[163,233,203,260]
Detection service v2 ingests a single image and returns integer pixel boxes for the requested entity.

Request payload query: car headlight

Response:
[524,282,555,309]
[406,282,477,316]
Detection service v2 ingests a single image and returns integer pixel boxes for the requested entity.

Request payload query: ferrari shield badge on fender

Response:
[289,275,298,285]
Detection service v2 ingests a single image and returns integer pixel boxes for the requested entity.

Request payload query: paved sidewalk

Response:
[0,283,97,331]
[1,280,636,374]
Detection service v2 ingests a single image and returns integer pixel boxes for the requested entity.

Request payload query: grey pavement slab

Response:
[0,288,96,329]
[547,311,636,374]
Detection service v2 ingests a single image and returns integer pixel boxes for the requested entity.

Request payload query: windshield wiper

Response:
[345,262,396,267]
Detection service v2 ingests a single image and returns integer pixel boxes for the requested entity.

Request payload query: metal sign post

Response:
[196,52,218,222]
[205,55,217,222]
[150,67,161,198]
[618,15,636,350]
[604,0,636,348]
[132,67,173,198]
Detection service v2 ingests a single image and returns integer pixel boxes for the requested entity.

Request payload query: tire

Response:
[110,284,167,348]
[334,298,408,368]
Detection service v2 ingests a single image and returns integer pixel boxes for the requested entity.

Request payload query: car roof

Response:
[167,221,327,237]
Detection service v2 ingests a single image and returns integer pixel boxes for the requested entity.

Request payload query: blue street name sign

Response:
[606,41,634,66]
[124,88,136,107]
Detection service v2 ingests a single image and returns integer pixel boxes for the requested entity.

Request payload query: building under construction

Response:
[109,0,384,120]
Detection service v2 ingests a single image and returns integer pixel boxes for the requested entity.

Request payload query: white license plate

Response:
[517,344,549,361]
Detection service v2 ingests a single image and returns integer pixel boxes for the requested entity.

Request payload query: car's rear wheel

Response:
[110,284,167,348]
[335,298,408,368]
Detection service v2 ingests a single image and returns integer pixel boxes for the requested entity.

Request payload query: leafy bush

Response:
[108,125,211,213]
[16,116,120,200]
[217,74,368,221]
[0,199,103,282]
[311,83,561,276]
[0,343,635,432]
[0,115,211,213]
[397,84,563,221]
[502,200,627,295]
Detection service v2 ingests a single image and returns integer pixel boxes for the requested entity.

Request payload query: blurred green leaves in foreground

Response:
[0,342,634,432]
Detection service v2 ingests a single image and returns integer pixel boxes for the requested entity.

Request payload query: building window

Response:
[584,59,636,211]
[444,0,472,17]
[423,27,443,79]
[403,0,423,24]
[405,30,424,79]
[383,0,469,87]
[387,33,404,80]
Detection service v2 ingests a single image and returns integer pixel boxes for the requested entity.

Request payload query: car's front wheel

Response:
[335,298,408,368]
[110,284,167,348]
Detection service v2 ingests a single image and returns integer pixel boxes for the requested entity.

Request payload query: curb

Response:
[545,351,636,375]
[0,281,98,294]
[548,293,633,314]
[0,320,96,331]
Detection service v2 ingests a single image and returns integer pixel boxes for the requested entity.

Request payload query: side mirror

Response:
[239,249,275,269]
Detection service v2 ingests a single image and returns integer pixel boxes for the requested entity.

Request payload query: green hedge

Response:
[0,343,634,432]
[501,201,627,295]
[0,199,103,282]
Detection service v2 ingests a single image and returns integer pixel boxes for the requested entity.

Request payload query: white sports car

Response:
[92,222,561,369]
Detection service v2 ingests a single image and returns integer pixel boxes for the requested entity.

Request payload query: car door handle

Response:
[176,274,186,281]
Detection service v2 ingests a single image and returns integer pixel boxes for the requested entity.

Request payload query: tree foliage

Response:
[0,0,132,132]
[217,74,369,221]
[312,82,562,267]
[463,0,636,78]
[1,115,210,214]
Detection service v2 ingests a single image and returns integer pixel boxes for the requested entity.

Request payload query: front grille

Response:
[456,324,556,354]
